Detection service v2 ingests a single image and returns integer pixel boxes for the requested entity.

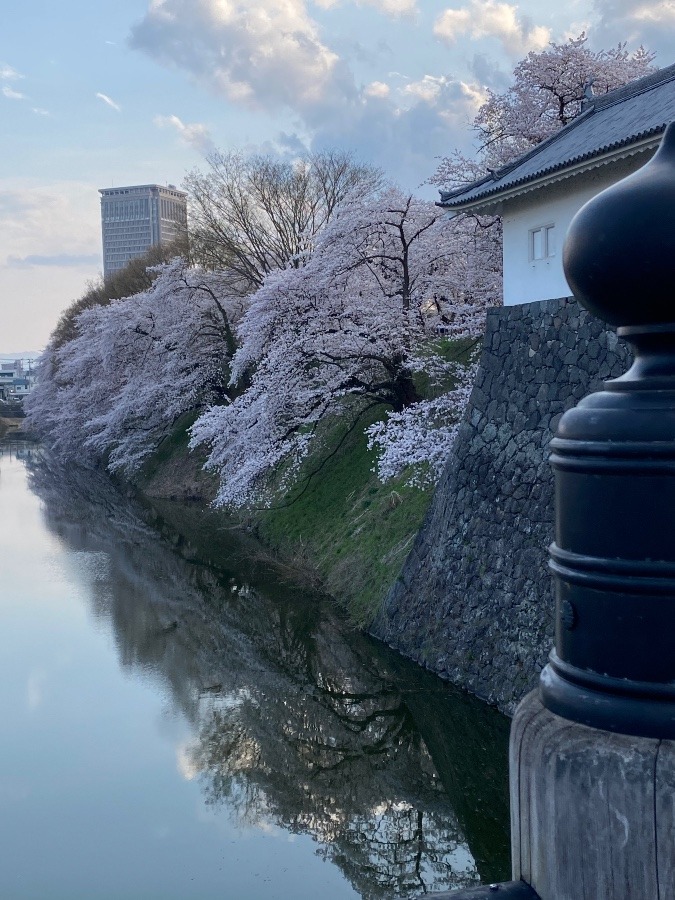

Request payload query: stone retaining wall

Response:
[370,296,631,714]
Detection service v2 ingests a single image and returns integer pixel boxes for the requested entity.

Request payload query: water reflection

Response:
[0,438,39,462]
[24,452,510,897]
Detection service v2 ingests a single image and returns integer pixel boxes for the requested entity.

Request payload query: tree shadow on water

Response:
[26,452,510,898]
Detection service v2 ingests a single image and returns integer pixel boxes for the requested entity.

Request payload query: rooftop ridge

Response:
[99,183,187,194]
[590,62,675,112]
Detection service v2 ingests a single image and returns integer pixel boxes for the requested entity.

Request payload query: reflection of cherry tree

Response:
[27,454,508,896]
[183,608,484,896]
[326,804,477,898]
[189,684,479,898]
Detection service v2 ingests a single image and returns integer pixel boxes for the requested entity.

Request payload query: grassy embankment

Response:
[258,405,433,626]
[135,406,431,626]
[136,337,476,627]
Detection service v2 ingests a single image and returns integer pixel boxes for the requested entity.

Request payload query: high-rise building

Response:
[99,184,188,278]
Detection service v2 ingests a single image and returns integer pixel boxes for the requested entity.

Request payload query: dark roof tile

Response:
[441,63,675,208]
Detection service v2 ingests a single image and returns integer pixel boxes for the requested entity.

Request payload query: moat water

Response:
[0,441,510,899]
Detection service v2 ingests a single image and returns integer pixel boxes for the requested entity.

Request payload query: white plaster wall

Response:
[502,157,649,305]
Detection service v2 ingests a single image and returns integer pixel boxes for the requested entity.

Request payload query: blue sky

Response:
[2,0,674,351]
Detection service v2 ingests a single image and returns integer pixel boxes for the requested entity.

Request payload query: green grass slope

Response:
[253,406,432,627]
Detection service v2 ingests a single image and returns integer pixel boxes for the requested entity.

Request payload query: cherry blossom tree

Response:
[51,237,189,350]
[365,366,477,487]
[476,35,655,168]
[432,34,656,186]
[425,39,641,340]
[26,259,243,472]
[190,187,496,506]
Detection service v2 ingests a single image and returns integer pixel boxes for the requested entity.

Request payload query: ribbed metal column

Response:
[541,121,675,737]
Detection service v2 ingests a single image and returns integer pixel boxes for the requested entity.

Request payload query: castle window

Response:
[530,224,555,261]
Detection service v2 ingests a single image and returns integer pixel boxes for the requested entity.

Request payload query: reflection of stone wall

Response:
[371,297,631,715]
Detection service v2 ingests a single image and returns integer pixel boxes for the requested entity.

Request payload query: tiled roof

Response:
[440,63,675,210]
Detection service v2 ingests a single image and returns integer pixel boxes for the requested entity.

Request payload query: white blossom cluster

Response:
[26,259,242,473]
[366,365,477,487]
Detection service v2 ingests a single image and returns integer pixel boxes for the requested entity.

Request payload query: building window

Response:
[529,224,555,261]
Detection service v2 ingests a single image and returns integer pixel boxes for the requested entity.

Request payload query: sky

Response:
[2,0,675,352]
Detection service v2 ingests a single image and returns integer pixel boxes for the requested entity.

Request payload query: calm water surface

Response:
[0,442,510,899]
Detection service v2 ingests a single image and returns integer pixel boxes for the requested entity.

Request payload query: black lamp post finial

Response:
[541,121,675,738]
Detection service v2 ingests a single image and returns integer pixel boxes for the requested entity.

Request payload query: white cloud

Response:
[434,1,550,56]
[2,85,25,100]
[591,0,675,59]
[561,21,593,43]
[130,0,352,119]
[404,75,446,104]
[0,63,22,81]
[313,0,417,15]
[95,91,121,112]
[404,74,487,111]
[154,114,215,155]
[32,107,50,116]
[366,0,416,12]
[623,0,675,22]
[363,80,391,98]
[312,75,484,190]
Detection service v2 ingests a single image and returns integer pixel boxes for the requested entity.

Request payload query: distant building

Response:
[0,358,36,402]
[99,184,187,278]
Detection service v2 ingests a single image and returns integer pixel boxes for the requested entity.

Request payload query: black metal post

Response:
[541,121,675,737]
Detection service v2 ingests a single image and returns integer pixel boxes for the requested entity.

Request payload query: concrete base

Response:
[510,690,675,899]
[429,882,538,898]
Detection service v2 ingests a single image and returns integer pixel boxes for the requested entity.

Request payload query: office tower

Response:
[99,184,188,278]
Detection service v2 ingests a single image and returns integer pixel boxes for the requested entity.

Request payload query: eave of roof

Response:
[441,129,663,214]
[439,63,675,214]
